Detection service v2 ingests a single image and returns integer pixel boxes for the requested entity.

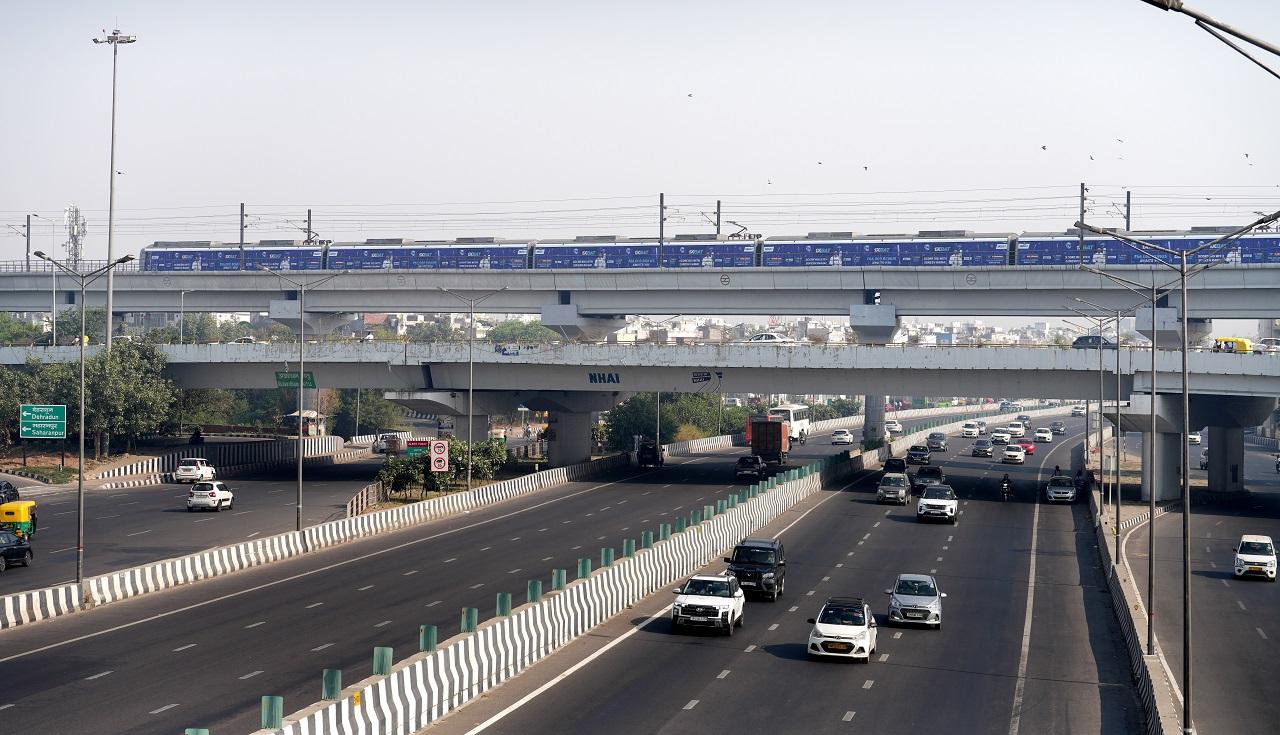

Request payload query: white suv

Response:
[1034,428,1053,443]
[1006,422,1026,438]
[174,458,216,483]
[186,481,234,512]
[831,429,855,445]
[1234,535,1277,581]
[916,485,958,524]
[671,574,745,635]
[961,422,980,438]
[807,597,877,661]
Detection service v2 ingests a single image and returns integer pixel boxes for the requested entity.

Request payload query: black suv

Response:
[0,481,18,504]
[735,455,766,480]
[637,443,664,468]
[883,457,908,475]
[1072,335,1117,350]
[724,537,786,601]
[911,465,946,493]
[926,432,948,452]
[906,445,931,465]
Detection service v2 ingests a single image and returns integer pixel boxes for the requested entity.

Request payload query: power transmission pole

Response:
[1078,183,1086,261]
[25,214,31,271]
[239,202,245,247]
[658,193,665,246]
[715,200,721,236]
[1125,190,1132,230]
[306,208,313,245]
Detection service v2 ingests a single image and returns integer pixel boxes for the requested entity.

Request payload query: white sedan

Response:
[1188,432,1202,445]
[1034,428,1053,443]
[990,430,1012,445]
[186,481,234,512]
[1002,445,1026,464]
[174,458,217,483]
[831,429,856,445]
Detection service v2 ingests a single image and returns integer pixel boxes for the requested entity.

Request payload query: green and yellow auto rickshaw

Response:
[0,500,38,539]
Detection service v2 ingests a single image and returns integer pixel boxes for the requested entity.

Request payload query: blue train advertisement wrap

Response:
[142,248,243,272]
[326,247,403,270]
[761,242,848,267]
[532,244,659,269]
[661,243,757,268]
[242,247,324,271]
[436,245,528,270]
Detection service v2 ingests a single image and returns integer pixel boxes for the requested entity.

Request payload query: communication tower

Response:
[63,204,87,267]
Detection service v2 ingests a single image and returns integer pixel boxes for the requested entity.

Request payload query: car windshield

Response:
[732,548,775,565]
[736,458,758,467]
[881,476,907,487]
[975,440,991,447]
[193,483,216,492]
[682,579,732,597]
[1049,478,1073,488]
[895,579,938,596]
[929,433,944,440]
[910,446,928,453]
[922,487,953,500]
[818,606,865,626]
[917,467,942,478]
[1240,541,1275,556]
[885,459,906,470]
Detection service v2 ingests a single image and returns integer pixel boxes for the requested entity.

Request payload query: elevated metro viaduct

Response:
[2,342,1275,499]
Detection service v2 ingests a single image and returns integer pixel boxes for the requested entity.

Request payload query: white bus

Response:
[768,403,811,444]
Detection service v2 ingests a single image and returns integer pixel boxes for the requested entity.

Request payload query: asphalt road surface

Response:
[1127,440,1280,735]
[434,417,1143,735]
[0,417,955,734]
[0,458,384,594]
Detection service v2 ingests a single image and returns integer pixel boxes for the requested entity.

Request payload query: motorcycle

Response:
[1000,480,1011,501]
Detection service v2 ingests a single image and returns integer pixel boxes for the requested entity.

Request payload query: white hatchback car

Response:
[174,458,216,483]
[1006,422,1026,438]
[186,481,234,512]
[1002,445,1026,464]
[831,429,855,445]
[807,597,877,661]
[1034,428,1053,443]
[1234,535,1277,581]
[884,419,904,435]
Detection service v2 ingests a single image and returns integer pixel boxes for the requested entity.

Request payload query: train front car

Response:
[242,240,325,272]
[140,241,244,272]
[531,236,659,269]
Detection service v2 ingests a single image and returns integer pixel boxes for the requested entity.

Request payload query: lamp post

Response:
[1075,208,1280,735]
[438,287,508,490]
[258,267,346,531]
[93,29,136,349]
[1065,308,1113,508]
[178,290,194,345]
[31,214,58,342]
[33,251,134,584]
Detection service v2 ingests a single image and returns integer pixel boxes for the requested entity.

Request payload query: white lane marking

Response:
[1259,628,1269,640]
[862,533,871,540]
[403,570,419,576]
[126,530,152,537]
[0,704,13,711]
[847,551,854,557]
[822,576,831,582]
[538,528,548,532]
[1008,478,1048,735]
[508,569,522,574]
[1214,520,1222,526]
[470,583,485,589]
[1237,600,1247,611]
[857,541,865,546]
[426,600,442,607]
[311,643,334,652]
[510,537,521,541]
[246,532,261,539]
[85,670,113,680]
[942,546,949,551]
[53,510,76,516]
[842,711,856,722]
[1221,579,1230,588]
[744,645,756,652]
[936,557,944,562]
[244,621,266,629]
[805,590,815,596]
[541,556,553,561]
[239,670,264,680]
[1205,545,1211,554]
[571,545,582,550]
[149,704,179,715]
[788,606,799,612]
[931,568,938,574]
[662,484,672,488]
[172,644,197,652]
[306,602,324,609]
[683,700,699,710]
[862,680,874,689]
[878,653,889,662]
[49,548,75,554]
[358,585,374,591]
[873,521,881,528]
[716,669,730,679]
[1209,561,1217,569]
[193,518,214,523]
[480,547,492,552]
[836,563,844,568]
[947,535,954,542]
[374,620,392,628]
[768,623,779,631]
[233,511,252,516]
[893,632,902,639]
[596,536,606,541]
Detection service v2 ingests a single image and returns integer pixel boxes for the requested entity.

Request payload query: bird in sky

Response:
[767,179,772,185]
[1116,138,1124,143]
[1041,145,1047,150]
[1244,153,1249,158]
[1089,155,1095,161]
[863,165,868,171]
[687,93,693,98]
[818,161,823,165]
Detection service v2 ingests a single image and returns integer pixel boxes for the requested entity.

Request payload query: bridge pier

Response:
[848,304,899,344]
[1135,306,1212,347]
[540,305,627,341]
[546,412,595,467]
[268,299,357,336]
[1205,426,1245,494]
[863,397,885,447]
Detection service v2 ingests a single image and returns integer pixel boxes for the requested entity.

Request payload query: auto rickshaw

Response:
[0,500,38,539]
[1212,336,1256,354]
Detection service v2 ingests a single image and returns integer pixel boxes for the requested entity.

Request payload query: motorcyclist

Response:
[1001,473,1011,499]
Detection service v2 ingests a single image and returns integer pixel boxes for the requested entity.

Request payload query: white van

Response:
[1234,534,1276,581]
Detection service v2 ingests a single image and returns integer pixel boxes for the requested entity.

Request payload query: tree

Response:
[0,365,36,446]
[376,456,423,495]
[330,389,406,438]
[406,321,460,343]
[487,320,559,342]
[0,313,40,345]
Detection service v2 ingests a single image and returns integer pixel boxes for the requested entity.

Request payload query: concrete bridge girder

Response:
[268,300,357,336]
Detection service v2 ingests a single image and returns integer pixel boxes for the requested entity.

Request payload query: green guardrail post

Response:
[184,730,210,735]
[461,607,479,633]
[496,591,513,616]
[623,538,636,557]
[528,579,543,603]
[715,499,726,514]
[675,515,686,532]
[577,558,593,579]
[705,503,716,519]
[550,568,566,590]
[600,547,615,567]
[727,494,738,509]
[372,646,394,676]
[322,668,342,700]
[641,530,654,548]
[260,696,284,729]
[690,509,702,525]
[660,522,672,539]
[420,624,438,652]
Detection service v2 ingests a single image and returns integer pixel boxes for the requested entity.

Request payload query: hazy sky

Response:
[3,0,1280,266]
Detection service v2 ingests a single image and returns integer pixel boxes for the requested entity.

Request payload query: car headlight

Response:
[672,604,682,614]
[762,572,775,579]
[889,599,901,609]
[1269,560,1277,568]
[852,631,867,642]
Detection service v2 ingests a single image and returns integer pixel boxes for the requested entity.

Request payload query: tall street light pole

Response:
[1066,307,1113,509]
[438,287,508,491]
[259,267,346,531]
[31,214,58,342]
[1076,207,1280,735]
[34,251,134,584]
[179,290,194,344]
[93,28,136,349]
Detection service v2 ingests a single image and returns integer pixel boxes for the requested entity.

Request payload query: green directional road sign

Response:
[20,404,67,439]
[275,371,316,389]
[405,439,431,458]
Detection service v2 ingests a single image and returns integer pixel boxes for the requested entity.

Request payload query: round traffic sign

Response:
[431,441,448,456]
[432,456,448,471]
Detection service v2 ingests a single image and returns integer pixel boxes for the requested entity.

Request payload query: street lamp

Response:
[438,286,509,491]
[178,290,194,345]
[1075,208,1280,735]
[93,28,136,350]
[31,214,58,342]
[259,266,346,531]
[33,250,134,585]
[1064,307,1115,506]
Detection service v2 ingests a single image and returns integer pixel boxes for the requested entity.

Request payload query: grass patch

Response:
[17,465,79,484]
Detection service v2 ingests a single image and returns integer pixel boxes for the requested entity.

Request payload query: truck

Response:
[748,415,791,465]
[637,442,664,468]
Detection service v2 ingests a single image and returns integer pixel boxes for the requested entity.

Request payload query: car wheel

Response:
[186,507,194,513]
[725,618,735,637]
[21,551,32,567]
[737,610,745,628]
[215,500,223,512]
[0,557,6,573]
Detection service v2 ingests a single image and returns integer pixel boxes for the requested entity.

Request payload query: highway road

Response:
[1127,440,1280,735]
[432,417,1143,735]
[0,415,969,734]
[0,458,384,594]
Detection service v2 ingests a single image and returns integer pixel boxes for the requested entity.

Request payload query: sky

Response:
[2,1,1278,330]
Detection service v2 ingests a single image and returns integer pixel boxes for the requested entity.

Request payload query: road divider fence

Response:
[91,436,346,481]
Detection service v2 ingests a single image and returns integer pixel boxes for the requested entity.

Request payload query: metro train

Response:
[138,228,1280,272]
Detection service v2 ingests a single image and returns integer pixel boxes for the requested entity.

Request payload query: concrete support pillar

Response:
[863,396,886,446]
[539,305,627,341]
[849,304,899,344]
[1206,425,1245,493]
[1141,432,1183,503]
[547,411,594,467]
[447,414,490,443]
[268,299,357,336]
